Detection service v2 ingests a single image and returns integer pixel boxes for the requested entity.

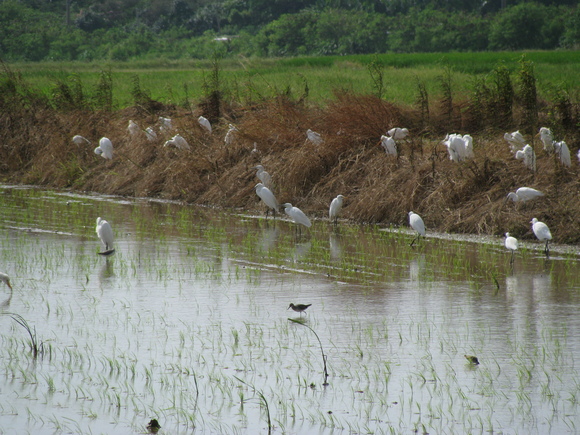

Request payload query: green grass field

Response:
[7,50,580,108]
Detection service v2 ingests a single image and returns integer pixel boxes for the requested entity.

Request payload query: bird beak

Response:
[7,281,12,290]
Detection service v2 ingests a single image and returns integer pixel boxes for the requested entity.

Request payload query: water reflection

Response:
[1,185,580,435]
[329,232,343,260]
[257,225,279,253]
[98,257,115,282]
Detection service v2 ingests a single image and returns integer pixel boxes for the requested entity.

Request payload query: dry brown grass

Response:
[1,91,579,244]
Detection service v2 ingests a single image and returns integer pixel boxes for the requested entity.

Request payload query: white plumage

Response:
[128,120,140,136]
[408,211,425,246]
[504,232,518,264]
[164,134,190,150]
[96,217,114,252]
[515,144,536,171]
[94,137,113,160]
[159,116,173,132]
[145,127,157,141]
[255,183,279,217]
[283,203,312,228]
[255,165,272,188]
[0,272,12,291]
[531,218,552,256]
[224,124,238,145]
[329,195,345,224]
[387,127,409,140]
[198,116,212,134]
[72,135,90,145]
[380,135,397,156]
[506,187,544,203]
[504,130,526,152]
[306,129,323,145]
[554,141,571,167]
[538,127,554,153]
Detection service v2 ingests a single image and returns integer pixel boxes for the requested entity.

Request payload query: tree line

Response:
[0,0,578,61]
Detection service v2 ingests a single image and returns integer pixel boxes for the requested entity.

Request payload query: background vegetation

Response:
[1,54,579,243]
[1,0,579,61]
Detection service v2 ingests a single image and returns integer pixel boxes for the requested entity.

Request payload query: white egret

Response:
[554,141,571,167]
[94,137,113,160]
[506,187,544,203]
[306,129,323,146]
[387,127,409,140]
[463,134,474,159]
[531,218,552,256]
[159,116,173,132]
[255,165,272,188]
[443,133,466,162]
[96,217,115,255]
[198,116,212,134]
[515,144,536,171]
[224,124,238,145]
[504,130,526,152]
[251,142,260,155]
[504,232,518,264]
[283,203,312,229]
[329,195,345,224]
[145,126,157,141]
[380,135,397,156]
[255,183,279,218]
[72,135,91,145]
[128,120,140,136]
[164,134,190,150]
[577,149,580,163]
[0,272,12,291]
[408,211,425,247]
[538,127,554,153]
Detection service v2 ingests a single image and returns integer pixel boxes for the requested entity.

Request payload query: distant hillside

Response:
[0,0,579,61]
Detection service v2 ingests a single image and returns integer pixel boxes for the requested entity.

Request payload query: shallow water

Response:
[1,185,579,434]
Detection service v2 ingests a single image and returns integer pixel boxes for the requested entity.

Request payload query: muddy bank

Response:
[1,92,579,244]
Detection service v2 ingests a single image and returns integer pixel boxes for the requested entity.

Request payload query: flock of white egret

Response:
[70,118,572,263]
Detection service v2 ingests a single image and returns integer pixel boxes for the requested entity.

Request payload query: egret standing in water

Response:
[255,183,279,218]
[283,203,312,230]
[94,137,113,160]
[504,233,518,264]
[329,195,345,225]
[531,218,552,257]
[96,217,115,255]
[0,273,12,291]
[408,211,426,247]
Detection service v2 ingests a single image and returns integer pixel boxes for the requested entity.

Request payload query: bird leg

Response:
[545,241,550,258]
[510,250,515,265]
[410,235,418,247]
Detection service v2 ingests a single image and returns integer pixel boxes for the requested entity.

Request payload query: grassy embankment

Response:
[1,51,580,244]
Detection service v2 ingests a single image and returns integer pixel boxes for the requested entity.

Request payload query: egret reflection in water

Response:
[329,233,343,260]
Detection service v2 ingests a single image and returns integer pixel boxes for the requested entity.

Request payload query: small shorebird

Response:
[464,354,480,365]
[288,303,312,316]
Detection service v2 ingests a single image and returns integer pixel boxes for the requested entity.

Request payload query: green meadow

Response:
[8,51,580,108]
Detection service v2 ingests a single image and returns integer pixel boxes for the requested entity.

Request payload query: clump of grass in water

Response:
[233,376,272,434]
[5,313,44,359]
[288,318,329,386]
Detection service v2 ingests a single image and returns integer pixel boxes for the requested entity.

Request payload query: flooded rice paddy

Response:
[1,185,580,435]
